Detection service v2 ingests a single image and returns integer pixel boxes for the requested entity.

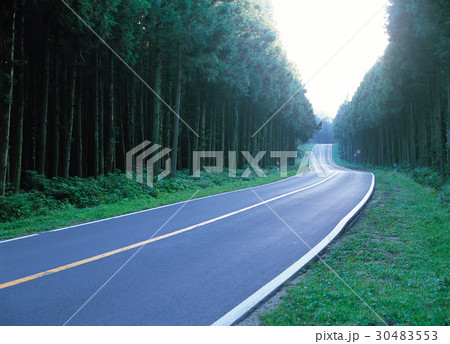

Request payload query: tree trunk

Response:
[129,76,136,149]
[409,103,416,167]
[171,47,182,177]
[110,56,116,172]
[61,64,77,179]
[153,50,162,145]
[152,48,162,172]
[0,6,15,195]
[419,104,428,167]
[447,62,450,169]
[105,54,115,173]
[36,25,49,175]
[386,123,392,165]
[99,54,104,175]
[221,99,225,154]
[378,125,384,165]
[75,77,82,177]
[200,100,206,150]
[209,104,214,152]
[233,101,239,168]
[138,49,145,143]
[193,90,200,151]
[434,69,444,176]
[50,56,60,178]
[10,6,24,192]
[93,53,99,177]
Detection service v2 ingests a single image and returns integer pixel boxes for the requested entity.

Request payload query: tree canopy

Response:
[0,0,318,193]
[334,0,449,176]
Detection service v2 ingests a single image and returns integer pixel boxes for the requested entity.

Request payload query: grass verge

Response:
[0,166,307,241]
[259,155,449,325]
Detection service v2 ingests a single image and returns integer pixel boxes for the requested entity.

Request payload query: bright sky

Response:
[270,0,389,118]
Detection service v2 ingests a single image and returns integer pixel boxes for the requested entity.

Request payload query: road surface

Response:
[0,144,374,325]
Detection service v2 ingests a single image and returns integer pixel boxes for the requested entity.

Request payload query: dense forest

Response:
[0,0,318,195]
[310,117,334,144]
[334,0,449,176]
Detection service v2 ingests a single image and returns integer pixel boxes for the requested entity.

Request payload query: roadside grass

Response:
[332,144,450,206]
[259,150,449,325]
[0,165,308,241]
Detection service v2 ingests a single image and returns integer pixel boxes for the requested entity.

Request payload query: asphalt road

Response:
[0,144,374,325]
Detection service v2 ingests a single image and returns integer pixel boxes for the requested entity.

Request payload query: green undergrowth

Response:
[332,144,449,206]
[259,149,449,325]
[0,165,306,240]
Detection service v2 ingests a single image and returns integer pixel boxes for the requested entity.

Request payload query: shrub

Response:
[0,191,61,222]
[0,166,285,223]
[412,168,445,189]
[21,170,50,192]
[439,184,450,207]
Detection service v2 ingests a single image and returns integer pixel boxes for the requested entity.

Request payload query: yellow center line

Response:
[0,231,179,290]
[0,172,338,290]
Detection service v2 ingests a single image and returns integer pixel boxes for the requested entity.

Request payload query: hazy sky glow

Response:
[270,0,389,118]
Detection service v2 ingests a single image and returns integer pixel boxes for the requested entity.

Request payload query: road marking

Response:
[0,234,38,244]
[211,145,375,326]
[0,172,338,290]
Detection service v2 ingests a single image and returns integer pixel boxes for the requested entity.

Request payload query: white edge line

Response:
[211,172,375,326]
[0,233,39,244]
[0,167,318,242]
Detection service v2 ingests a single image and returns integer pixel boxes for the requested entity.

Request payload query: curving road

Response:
[0,144,374,325]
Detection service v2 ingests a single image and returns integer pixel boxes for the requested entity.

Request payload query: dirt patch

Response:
[369,234,402,244]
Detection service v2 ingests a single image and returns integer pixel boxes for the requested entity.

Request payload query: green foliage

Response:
[411,168,450,207]
[0,167,284,224]
[3,0,316,186]
[0,171,158,223]
[0,191,62,223]
[412,168,445,189]
[333,0,449,174]
[439,185,450,207]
